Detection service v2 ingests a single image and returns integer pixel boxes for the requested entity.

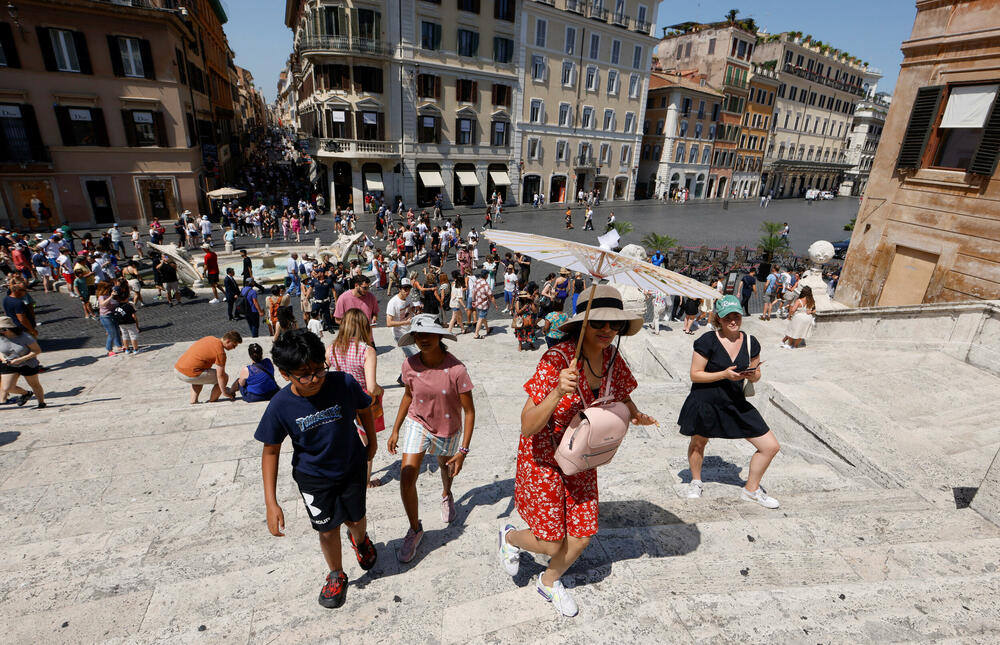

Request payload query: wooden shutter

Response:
[433,24,442,50]
[0,22,19,68]
[121,110,138,146]
[895,86,943,170]
[107,36,124,76]
[36,27,57,71]
[471,31,479,57]
[92,107,109,146]
[73,31,92,74]
[969,93,1000,176]
[471,81,478,104]
[373,12,382,40]
[434,117,441,144]
[53,105,74,144]
[19,104,44,151]
[434,76,441,99]
[139,39,155,79]
[491,84,497,106]
[153,111,168,147]
[377,112,385,140]
[350,9,359,41]
[356,111,364,139]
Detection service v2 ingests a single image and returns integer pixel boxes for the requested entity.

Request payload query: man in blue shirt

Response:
[649,250,666,267]
[255,329,377,609]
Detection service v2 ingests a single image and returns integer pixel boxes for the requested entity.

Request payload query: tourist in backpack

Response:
[239,278,264,338]
[227,342,279,402]
[677,296,780,508]
[498,285,655,617]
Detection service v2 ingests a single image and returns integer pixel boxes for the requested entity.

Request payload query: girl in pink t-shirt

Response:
[387,314,475,564]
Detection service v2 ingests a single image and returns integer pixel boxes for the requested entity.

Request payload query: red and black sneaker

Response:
[348,531,378,571]
[318,570,348,609]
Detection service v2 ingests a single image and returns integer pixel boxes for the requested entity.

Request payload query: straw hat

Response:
[517,290,532,299]
[558,284,643,336]
[559,267,570,275]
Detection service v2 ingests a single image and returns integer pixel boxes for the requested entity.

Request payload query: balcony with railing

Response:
[610,13,630,28]
[782,63,865,97]
[565,0,586,13]
[315,138,399,157]
[587,4,608,21]
[576,153,596,167]
[633,19,652,35]
[297,36,390,57]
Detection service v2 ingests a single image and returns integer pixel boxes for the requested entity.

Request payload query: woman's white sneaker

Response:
[686,479,704,498]
[497,524,521,576]
[741,487,780,509]
[536,575,578,617]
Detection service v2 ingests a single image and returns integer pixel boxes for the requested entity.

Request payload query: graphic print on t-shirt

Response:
[296,405,343,435]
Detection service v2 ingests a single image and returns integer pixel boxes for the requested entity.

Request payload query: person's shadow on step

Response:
[677,455,745,487]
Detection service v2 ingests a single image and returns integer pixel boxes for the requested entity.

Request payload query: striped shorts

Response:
[398,416,461,456]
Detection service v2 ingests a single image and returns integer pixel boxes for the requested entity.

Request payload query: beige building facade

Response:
[637,71,722,200]
[837,0,1000,306]
[517,0,657,204]
[753,33,879,198]
[285,0,521,210]
[0,0,232,229]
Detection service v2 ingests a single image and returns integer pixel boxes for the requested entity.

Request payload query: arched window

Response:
[708,124,716,139]
[695,173,706,198]
[653,145,662,159]
[701,146,711,164]
[679,120,688,137]
[689,144,698,164]
[674,143,685,163]
[642,143,650,159]
[777,143,785,159]
[694,123,703,138]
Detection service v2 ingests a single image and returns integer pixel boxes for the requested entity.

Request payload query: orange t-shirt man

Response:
[175,336,227,377]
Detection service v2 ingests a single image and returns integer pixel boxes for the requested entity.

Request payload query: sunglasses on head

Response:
[588,319,627,331]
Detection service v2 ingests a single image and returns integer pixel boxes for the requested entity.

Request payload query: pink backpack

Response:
[552,347,631,476]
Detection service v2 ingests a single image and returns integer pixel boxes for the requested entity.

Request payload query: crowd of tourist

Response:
[0,126,806,621]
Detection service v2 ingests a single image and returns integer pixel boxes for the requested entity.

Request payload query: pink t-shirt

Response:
[402,353,473,437]
[334,290,378,321]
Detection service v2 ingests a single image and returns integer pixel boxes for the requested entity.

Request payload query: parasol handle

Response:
[573,282,598,364]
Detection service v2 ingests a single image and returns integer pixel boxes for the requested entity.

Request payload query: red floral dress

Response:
[516,340,637,541]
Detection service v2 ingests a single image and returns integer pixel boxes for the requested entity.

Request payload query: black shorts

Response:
[292,468,366,532]
[207,272,219,284]
[0,362,40,376]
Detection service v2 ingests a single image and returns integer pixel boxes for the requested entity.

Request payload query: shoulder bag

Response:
[551,346,631,476]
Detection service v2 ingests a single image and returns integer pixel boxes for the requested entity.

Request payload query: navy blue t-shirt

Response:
[254,371,373,480]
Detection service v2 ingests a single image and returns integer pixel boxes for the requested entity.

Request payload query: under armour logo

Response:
[301,492,321,517]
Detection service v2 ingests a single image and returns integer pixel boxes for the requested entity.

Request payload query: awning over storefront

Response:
[418,170,445,187]
[364,173,384,191]
[456,171,479,186]
[489,171,511,186]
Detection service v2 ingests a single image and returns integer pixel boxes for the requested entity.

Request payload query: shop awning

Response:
[456,171,479,186]
[490,171,512,186]
[941,85,999,128]
[418,170,445,187]
[364,173,384,191]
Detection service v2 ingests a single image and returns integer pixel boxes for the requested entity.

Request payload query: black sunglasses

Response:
[588,319,627,331]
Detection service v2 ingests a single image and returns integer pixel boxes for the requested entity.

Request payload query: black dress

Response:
[676,331,769,439]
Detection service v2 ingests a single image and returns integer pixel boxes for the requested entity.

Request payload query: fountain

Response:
[260,244,276,269]
[147,242,205,287]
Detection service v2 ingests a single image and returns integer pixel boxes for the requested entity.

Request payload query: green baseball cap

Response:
[714,295,745,318]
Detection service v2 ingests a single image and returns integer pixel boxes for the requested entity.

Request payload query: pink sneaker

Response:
[441,493,456,523]
[397,522,423,563]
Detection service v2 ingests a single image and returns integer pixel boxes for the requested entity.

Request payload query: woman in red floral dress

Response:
[496,285,657,617]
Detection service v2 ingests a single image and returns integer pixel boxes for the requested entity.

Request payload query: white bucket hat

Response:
[397,313,457,346]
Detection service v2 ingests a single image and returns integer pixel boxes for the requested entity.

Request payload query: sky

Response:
[225,0,916,104]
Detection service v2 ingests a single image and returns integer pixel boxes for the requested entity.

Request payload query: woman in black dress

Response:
[676,295,781,508]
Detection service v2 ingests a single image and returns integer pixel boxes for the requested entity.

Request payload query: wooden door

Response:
[877,246,938,306]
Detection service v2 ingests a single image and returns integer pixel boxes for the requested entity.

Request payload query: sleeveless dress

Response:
[328,339,385,432]
[240,359,280,402]
[676,331,768,439]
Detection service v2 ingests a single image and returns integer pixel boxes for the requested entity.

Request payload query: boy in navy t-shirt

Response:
[254,329,377,609]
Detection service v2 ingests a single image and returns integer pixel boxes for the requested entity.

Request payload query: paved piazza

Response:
[3,200,999,643]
